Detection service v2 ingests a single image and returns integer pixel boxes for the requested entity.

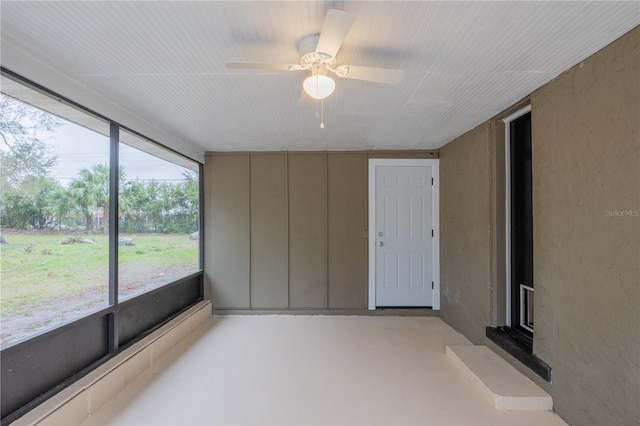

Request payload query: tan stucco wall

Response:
[530,27,639,424]
[439,122,492,344]
[439,27,639,424]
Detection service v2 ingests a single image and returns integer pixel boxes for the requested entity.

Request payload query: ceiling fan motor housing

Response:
[310,62,328,77]
[298,34,337,69]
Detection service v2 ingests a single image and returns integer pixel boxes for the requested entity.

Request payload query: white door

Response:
[369,159,439,309]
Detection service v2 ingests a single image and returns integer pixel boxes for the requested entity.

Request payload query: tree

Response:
[0,177,61,229]
[0,190,37,229]
[118,173,199,235]
[182,171,199,231]
[120,179,150,233]
[69,164,123,233]
[165,171,199,233]
[0,94,64,230]
[69,164,108,232]
[48,184,73,230]
[0,94,61,191]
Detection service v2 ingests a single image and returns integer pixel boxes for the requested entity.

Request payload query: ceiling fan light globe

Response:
[303,75,335,100]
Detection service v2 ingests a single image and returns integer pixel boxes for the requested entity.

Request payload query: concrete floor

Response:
[83,316,566,425]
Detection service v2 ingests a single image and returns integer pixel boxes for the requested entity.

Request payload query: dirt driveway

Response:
[0,266,196,348]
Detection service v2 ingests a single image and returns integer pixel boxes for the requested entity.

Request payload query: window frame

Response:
[485,103,551,383]
[0,68,204,424]
[503,105,532,331]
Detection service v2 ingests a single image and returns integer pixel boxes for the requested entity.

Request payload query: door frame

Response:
[368,158,440,310]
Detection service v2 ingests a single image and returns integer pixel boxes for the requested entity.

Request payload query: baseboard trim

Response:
[214,308,438,316]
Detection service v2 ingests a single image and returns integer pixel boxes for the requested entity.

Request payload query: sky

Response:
[47,124,191,188]
[0,91,194,188]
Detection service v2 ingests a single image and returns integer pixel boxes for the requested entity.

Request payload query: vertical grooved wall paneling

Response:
[202,154,213,301]
[208,154,250,308]
[328,153,368,308]
[288,153,328,308]
[205,151,437,310]
[250,154,288,308]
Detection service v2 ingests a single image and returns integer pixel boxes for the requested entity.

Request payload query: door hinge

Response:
[432,229,434,237]
[432,281,434,289]
[431,177,434,185]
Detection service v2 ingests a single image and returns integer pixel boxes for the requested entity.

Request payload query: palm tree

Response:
[69,164,114,232]
[47,184,72,230]
[120,179,148,233]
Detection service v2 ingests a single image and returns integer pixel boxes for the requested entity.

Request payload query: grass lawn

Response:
[0,231,199,315]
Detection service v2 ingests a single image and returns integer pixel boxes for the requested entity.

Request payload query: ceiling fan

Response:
[225,9,405,104]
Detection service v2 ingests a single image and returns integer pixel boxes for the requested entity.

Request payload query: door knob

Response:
[377,241,384,247]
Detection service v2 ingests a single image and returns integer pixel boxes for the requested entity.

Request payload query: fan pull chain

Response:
[312,74,325,129]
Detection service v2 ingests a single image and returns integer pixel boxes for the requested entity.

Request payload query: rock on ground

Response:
[118,236,135,246]
[62,236,96,244]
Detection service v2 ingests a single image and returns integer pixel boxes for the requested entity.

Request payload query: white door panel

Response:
[369,160,439,309]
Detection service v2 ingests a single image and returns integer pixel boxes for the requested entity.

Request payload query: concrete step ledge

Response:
[12,300,212,426]
[446,345,553,411]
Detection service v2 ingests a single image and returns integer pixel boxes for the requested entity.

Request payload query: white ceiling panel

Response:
[1,1,638,154]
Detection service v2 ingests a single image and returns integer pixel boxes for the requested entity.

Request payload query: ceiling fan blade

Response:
[297,90,315,107]
[225,62,298,71]
[335,65,405,84]
[315,9,355,59]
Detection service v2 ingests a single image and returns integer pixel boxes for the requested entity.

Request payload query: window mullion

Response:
[108,122,120,353]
